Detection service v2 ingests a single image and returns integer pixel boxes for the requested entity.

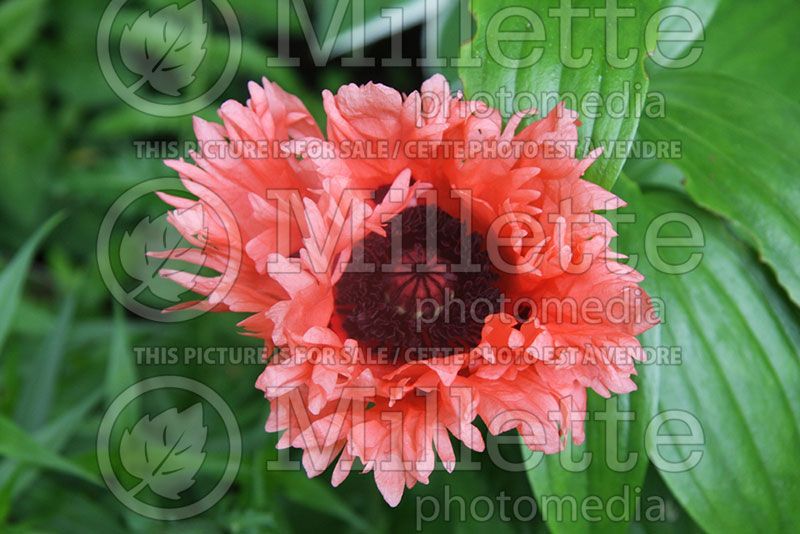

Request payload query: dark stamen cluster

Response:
[333,204,500,362]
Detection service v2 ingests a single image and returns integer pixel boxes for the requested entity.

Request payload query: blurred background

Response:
[0,0,798,532]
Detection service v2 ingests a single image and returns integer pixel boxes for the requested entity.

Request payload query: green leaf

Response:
[14,292,75,431]
[0,213,63,354]
[104,306,139,432]
[645,0,719,64]
[615,180,800,532]
[0,392,101,521]
[0,414,100,485]
[639,72,800,305]
[632,465,703,533]
[524,385,657,534]
[680,0,800,97]
[459,0,661,190]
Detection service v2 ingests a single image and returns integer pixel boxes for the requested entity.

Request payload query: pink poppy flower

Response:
[158,75,657,506]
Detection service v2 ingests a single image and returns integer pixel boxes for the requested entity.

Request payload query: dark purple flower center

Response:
[333,205,499,362]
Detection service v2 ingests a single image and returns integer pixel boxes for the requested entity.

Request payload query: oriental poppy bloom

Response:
[157,75,657,506]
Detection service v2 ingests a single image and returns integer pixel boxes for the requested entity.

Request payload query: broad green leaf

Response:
[0,213,63,354]
[615,180,800,532]
[14,292,75,431]
[524,385,657,534]
[639,72,800,305]
[459,0,662,190]
[618,159,684,194]
[632,465,703,533]
[681,0,800,98]
[645,0,719,64]
[0,414,99,485]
